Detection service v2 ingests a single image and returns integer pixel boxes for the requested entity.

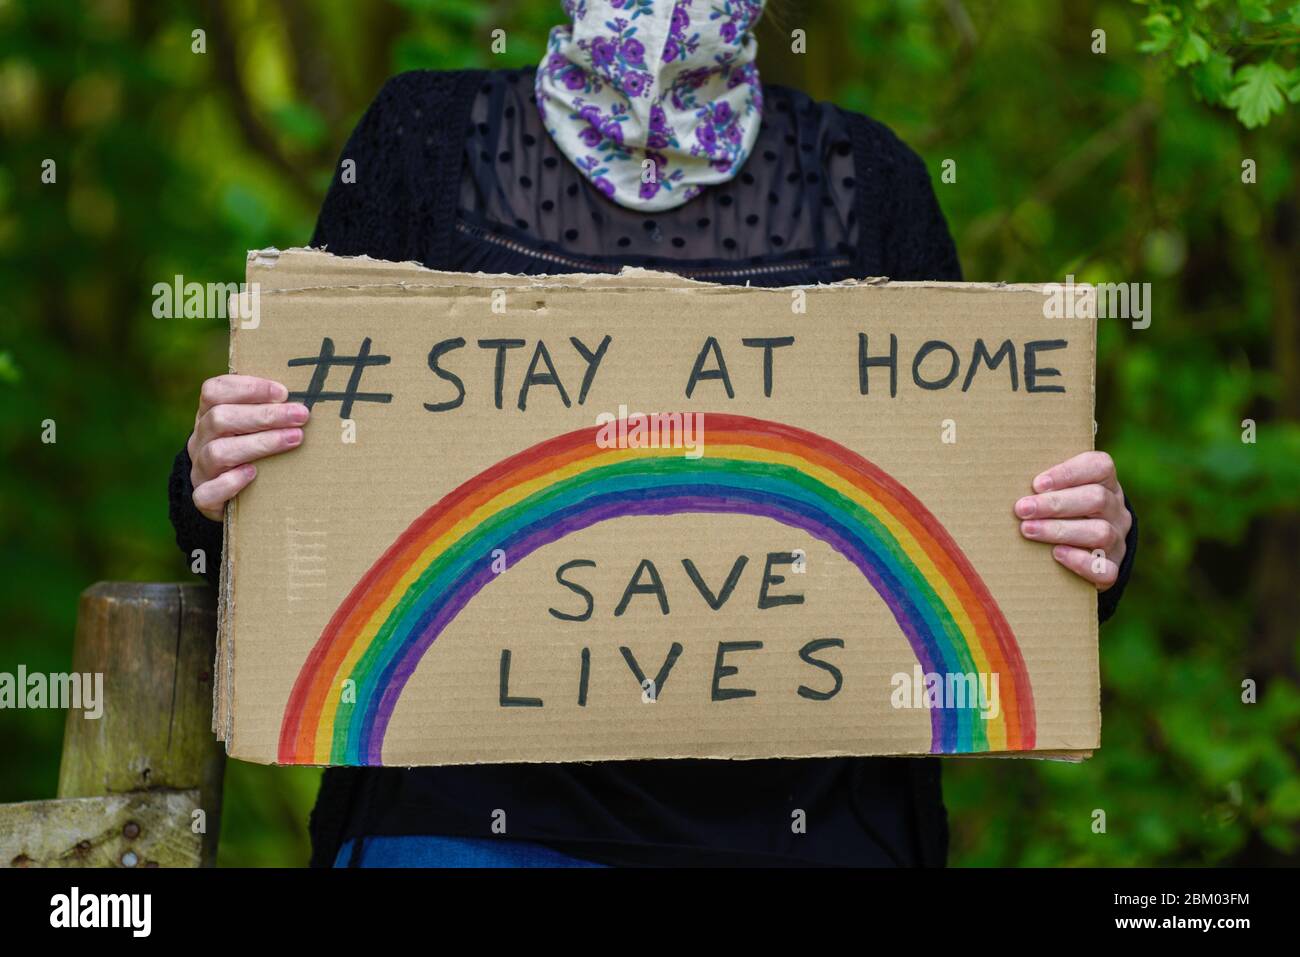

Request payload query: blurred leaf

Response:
[1226,61,1291,128]
[1268,778,1300,820]
[269,102,328,149]
[1192,51,1236,104]
[0,350,21,384]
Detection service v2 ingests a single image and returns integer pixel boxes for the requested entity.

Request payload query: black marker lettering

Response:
[518,340,571,411]
[912,340,960,390]
[741,336,795,398]
[681,556,749,610]
[1025,339,1068,394]
[620,643,683,699]
[686,336,735,399]
[614,559,671,616]
[711,641,763,701]
[758,552,805,609]
[578,647,590,707]
[499,650,542,707]
[570,335,612,405]
[961,338,1019,392]
[858,333,898,397]
[797,638,845,701]
[477,338,525,410]
[424,337,467,412]
[550,559,596,622]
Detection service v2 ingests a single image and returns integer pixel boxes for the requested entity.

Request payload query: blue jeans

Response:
[335,835,607,867]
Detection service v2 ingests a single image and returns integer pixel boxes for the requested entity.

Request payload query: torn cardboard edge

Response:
[214,510,234,742]
[246,246,1062,295]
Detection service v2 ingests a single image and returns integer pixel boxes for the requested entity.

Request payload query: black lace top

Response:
[454,70,858,278]
[168,67,1136,867]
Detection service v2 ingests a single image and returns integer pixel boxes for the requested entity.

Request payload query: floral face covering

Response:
[536,0,765,212]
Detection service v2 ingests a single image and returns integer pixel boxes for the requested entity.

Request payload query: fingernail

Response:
[1052,546,1068,561]
[1021,520,1041,538]
[243,464,257,479]
[285,428,303,447]
[1014,497,1036,518]
[1033,473,1053,492]
[272,383,290,401]
[287,404,310,425]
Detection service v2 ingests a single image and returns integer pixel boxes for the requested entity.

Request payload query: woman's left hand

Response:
[1014,451,1130,592]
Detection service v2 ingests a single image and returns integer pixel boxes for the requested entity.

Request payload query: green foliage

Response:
[1,0,1296,866]
[1136,0,1300,127]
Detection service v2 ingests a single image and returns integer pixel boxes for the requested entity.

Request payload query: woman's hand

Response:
[1014,451,1130,591]
[187,375,310,522]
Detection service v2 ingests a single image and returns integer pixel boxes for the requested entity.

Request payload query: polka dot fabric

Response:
[310,68,963,290]
[456,67,857,282]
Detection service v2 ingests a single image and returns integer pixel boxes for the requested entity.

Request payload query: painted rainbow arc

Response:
[278,413,1035,764]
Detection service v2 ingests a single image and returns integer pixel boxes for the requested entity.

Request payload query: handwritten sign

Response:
[217,249,1100,766]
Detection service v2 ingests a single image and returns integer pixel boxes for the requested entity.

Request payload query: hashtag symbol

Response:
[286,337,393,419]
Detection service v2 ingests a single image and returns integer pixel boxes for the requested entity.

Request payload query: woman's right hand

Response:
[188,375,310,522]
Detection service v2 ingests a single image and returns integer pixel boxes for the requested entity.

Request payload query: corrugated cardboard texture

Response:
[221,250,1099,766]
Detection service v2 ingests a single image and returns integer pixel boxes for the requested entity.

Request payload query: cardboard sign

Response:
[216,249,1100,766]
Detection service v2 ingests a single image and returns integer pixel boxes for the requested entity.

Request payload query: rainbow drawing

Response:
[278,413,1034,764]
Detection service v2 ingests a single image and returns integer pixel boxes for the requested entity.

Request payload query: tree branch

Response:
[200,0,318,208]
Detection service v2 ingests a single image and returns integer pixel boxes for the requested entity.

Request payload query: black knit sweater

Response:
[169,68,1137,867]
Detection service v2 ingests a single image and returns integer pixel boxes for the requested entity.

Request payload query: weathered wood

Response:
[57,583,225,865]
[0,791,203,868]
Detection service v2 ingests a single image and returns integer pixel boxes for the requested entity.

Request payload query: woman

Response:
[170,1,1137,867]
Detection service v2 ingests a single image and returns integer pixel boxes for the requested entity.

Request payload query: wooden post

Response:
[1,583,226,867]
[46,582,225,865]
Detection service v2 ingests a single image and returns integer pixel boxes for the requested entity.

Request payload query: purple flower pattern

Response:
[536,0,764,211]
